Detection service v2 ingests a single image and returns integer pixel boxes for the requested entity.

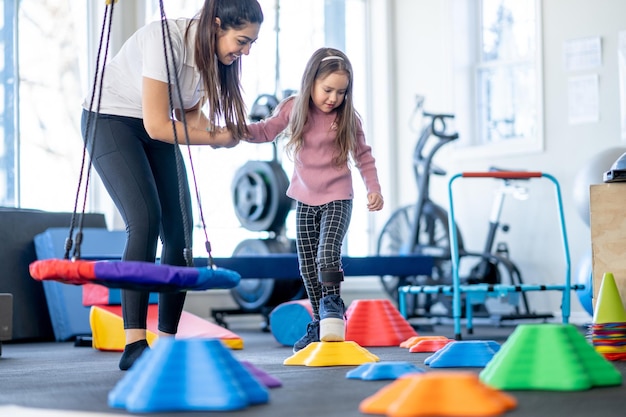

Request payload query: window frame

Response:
[456,0,544,158]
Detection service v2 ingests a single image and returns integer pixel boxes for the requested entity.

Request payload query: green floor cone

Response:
[593,272,626,324]
[479,324,622,391]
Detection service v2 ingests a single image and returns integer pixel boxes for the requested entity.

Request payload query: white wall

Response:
[384,0,626,320]
[84,1,626,322]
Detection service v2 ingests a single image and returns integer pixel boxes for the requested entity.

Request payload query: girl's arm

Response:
[142,77,238,148]
[354,120,384,211]
[245,97,293,143]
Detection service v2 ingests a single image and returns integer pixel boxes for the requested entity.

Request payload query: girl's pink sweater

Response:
[246,99,381,206]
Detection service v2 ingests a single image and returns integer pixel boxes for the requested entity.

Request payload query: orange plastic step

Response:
[360,371,517,417]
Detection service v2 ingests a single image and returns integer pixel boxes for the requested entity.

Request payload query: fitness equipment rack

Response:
[398,171,586,340]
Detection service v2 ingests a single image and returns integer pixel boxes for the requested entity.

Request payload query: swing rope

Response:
[70,0,216,268]
[157,2,214,268]
[65,0,116,261]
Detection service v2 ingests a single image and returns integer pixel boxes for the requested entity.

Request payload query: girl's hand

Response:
[367,192,384,211]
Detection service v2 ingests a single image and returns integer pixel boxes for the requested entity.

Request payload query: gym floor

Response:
[1,315,625,417]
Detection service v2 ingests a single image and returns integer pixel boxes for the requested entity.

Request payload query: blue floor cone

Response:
[108,338,269,412]
[346,361,424,380]
[425,340,501,368]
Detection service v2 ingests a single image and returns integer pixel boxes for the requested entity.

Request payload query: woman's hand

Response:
[367,192,384,212]
[210,127,239,148]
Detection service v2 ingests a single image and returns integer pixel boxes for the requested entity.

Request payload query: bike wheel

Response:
[377,205,415,300]
[377,202,463,312]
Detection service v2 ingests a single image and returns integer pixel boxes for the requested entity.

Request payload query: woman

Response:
[81,0,263,370]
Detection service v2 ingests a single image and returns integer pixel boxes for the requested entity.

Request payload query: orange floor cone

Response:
[346,299,417,346]
[593,272,626,324]
[359,371,517,417]
[409,338,453,353]
[400,335,448,349]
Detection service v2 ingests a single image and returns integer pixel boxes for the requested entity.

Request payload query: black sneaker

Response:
[293,320,320,353]
[319,295,346,342]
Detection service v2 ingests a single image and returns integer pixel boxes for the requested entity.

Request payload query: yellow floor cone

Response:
[593,272,626,323]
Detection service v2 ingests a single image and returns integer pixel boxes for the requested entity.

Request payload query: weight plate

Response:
[249,94,279,122]
[232,170,268,222]
[230,238,305,312]
[231,160,293,232]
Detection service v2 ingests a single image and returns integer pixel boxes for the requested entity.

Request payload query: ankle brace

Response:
[319,269,344,285]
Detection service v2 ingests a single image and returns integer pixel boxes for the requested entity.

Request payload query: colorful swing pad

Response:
[29,259,240,292]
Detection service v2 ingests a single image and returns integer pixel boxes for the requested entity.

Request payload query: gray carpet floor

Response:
[1,317,625,417]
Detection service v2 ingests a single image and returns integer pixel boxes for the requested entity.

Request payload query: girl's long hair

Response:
[286,47,359,167]
[188,0,263,139]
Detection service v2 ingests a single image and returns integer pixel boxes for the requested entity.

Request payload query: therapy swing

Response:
[29,0,241,292]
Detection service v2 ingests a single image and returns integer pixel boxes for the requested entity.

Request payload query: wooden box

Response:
[589,183,626,310]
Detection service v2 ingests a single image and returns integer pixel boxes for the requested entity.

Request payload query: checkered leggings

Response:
[295,199,352,320]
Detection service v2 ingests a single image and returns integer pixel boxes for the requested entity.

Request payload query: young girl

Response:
[81,0,263,370]
[244,47,384,352]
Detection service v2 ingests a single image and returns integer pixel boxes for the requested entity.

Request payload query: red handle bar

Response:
[461,171,542,179]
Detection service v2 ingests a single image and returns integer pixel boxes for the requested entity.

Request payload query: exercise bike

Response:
[376,96,461,316]
[377,96,543,320]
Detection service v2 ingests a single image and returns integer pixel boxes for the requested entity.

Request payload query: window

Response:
[6,0,372,256]
[0,1,18,207]
[149,0,371,256]
[15,1,88,210]
[454,0,543,156]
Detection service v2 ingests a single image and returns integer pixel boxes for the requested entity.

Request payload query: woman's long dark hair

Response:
[190,0,263,139]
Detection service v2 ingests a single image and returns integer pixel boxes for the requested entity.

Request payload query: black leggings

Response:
[81,110,190,334]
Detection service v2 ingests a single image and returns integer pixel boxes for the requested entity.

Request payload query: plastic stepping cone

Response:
[425,340,501,368]
[593,272,626,324]
[345,299,418,346]
[479,323,623,391]
[410,338,453,353]
[108,338,269,412]
[400,335,448,349]
[283,341,379,367]
[240,360,282,388]
[359,371,517,417]
[347,361,424,380]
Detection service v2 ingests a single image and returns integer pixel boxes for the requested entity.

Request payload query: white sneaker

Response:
[319,295,346,342]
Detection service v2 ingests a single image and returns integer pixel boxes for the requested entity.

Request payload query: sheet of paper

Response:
[564,36,602,72]
[568,74,599,125]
